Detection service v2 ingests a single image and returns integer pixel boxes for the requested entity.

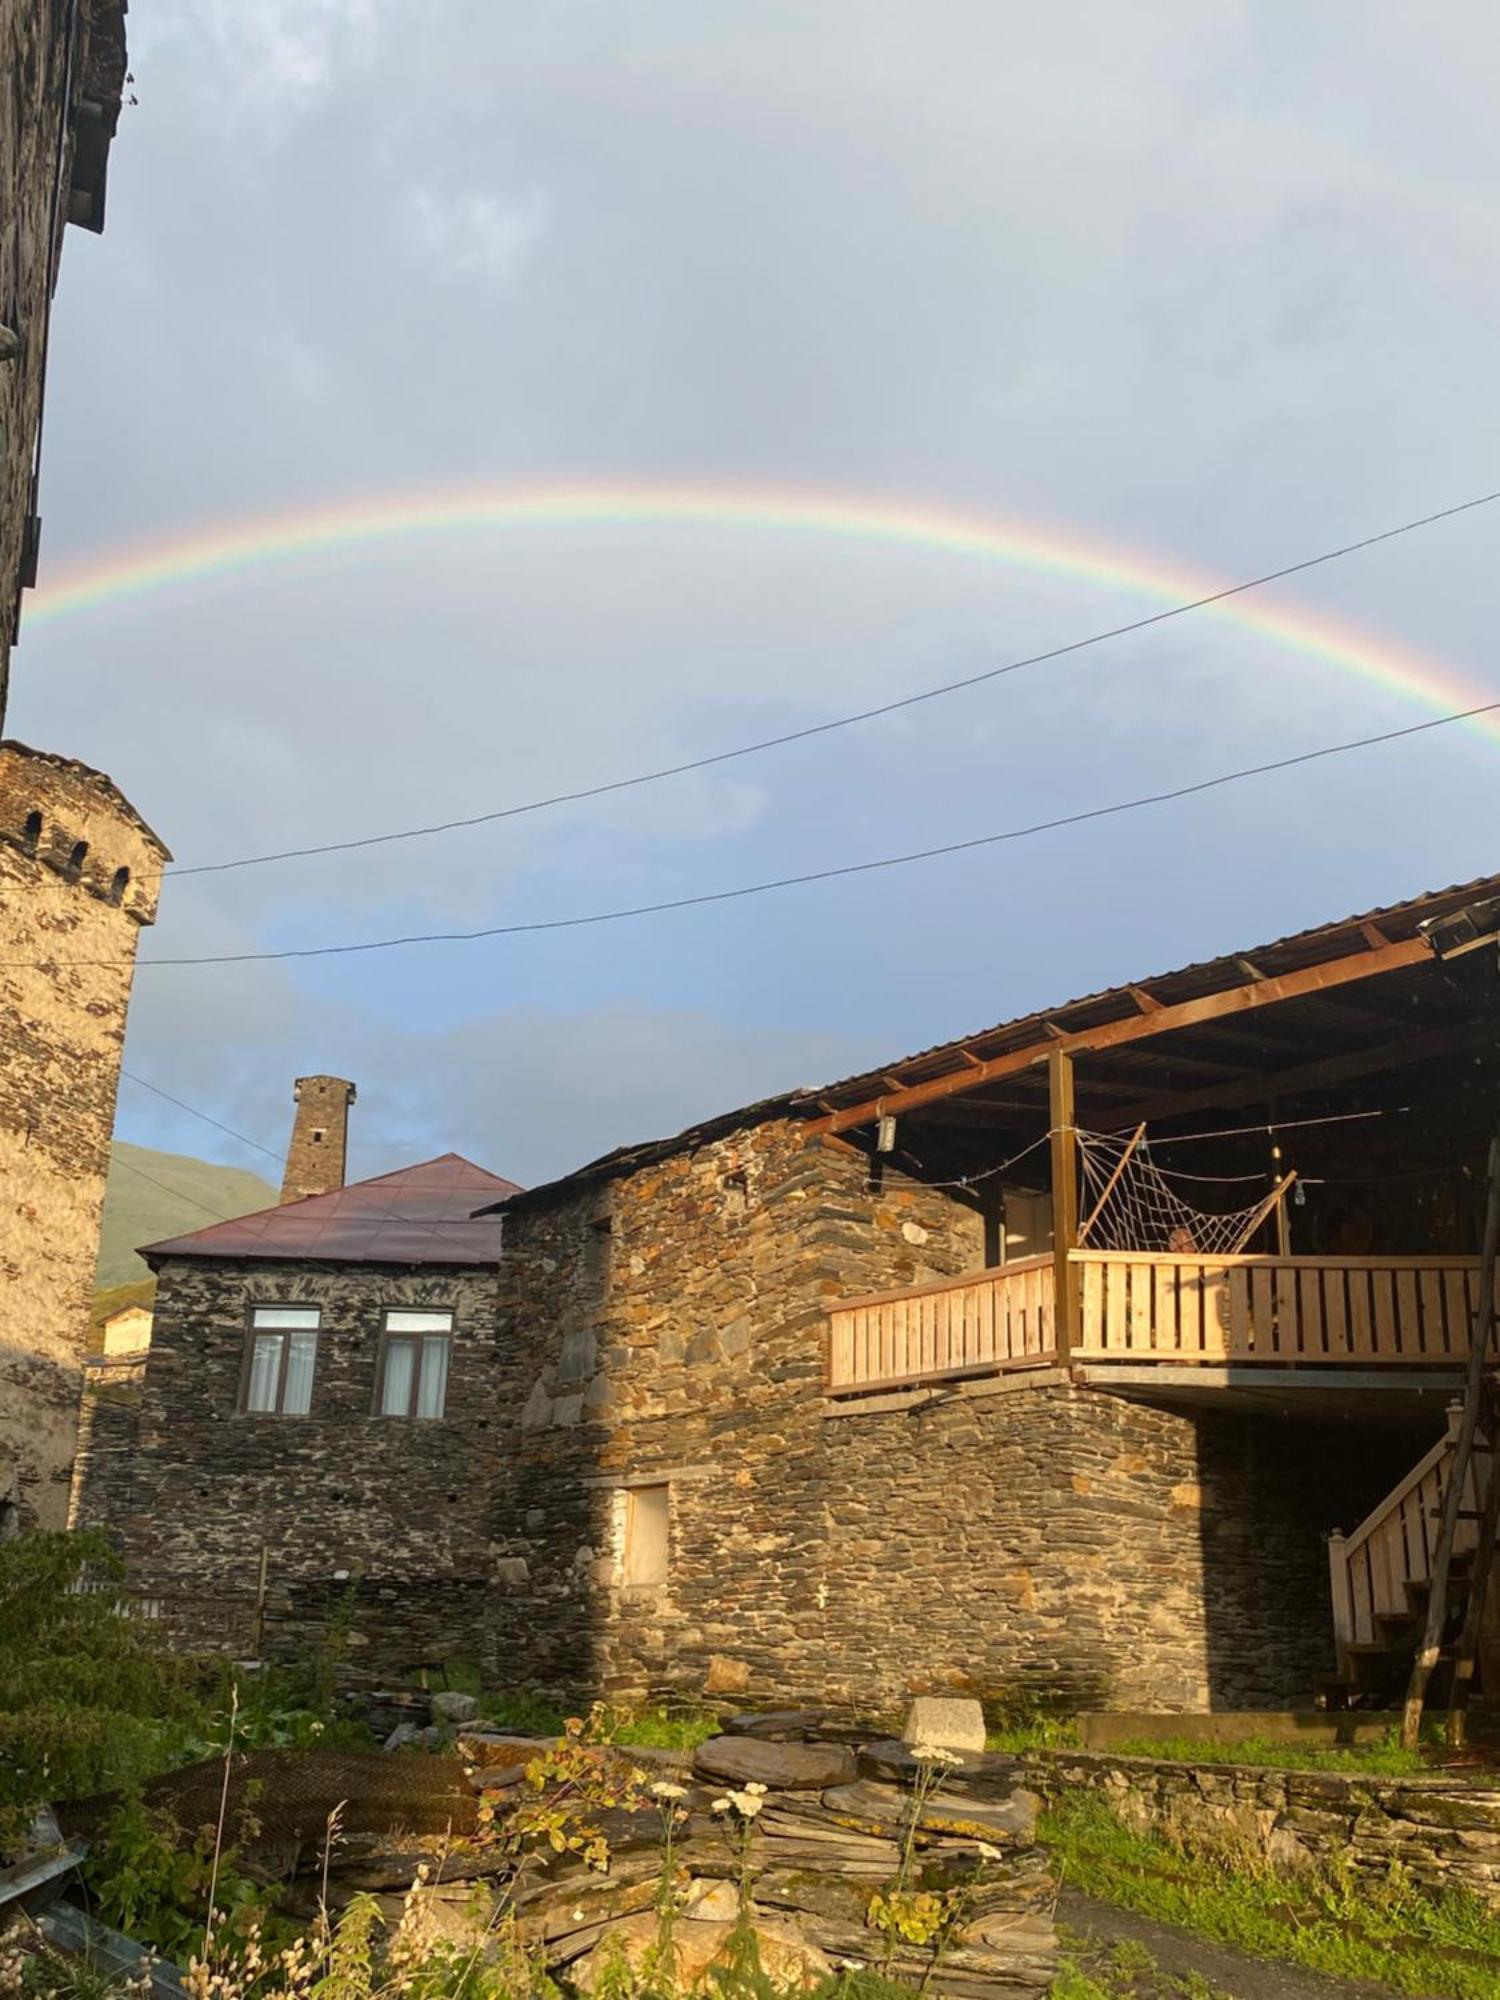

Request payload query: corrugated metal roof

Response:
[143,1154,520,1267]
[487,869,1500,1213]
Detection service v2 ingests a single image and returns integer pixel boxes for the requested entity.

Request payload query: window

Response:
[244,1307,319,1414]
[109,866,130,905]
[623,1483,670,1587]
[21,811,41,856]
[378,1309,453,1418]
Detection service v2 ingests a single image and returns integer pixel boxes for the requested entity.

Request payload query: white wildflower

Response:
[743,1781,768,1795]
[711,1796,732,1813]
[910,1742,962,1766]
[650,1779,688,1799]
[976,1840,1003,1860]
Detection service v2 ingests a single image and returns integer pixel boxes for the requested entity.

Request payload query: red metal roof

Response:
[142,1154,521,1267]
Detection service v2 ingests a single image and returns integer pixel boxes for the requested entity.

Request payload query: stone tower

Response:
[0,739,167,1529]
[280,1076,357,1204]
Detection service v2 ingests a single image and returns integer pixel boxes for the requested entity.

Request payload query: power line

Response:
[114,696,1494,968]
[111,1151,253,1226]
[164,485,1500,879]
[121,1069,284,1164]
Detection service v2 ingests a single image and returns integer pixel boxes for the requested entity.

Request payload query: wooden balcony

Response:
[827,1251,1492,1397]
[828,1255,1057,1397]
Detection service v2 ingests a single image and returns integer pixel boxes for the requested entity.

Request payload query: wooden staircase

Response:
[1326,1403,1494,1704]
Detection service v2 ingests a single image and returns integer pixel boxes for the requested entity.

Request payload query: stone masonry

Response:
[0,741,165,1527]
[80,1111,1419,1702]
[280,1077,357,1203]
[1026,1747,1500,1912]
[73,1256,505,1662]
[1,0,127,722]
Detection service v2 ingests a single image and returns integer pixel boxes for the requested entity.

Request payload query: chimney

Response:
[280,1076,357,1204]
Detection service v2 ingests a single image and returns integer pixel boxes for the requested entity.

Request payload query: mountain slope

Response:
[97,1142,279,1287]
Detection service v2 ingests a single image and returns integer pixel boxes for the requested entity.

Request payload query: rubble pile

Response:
[457,1706,1057,1994]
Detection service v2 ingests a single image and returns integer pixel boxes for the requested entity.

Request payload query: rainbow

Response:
[27,479,1500,744]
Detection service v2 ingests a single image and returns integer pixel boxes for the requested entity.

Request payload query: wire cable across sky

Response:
[97,695,1495,968]
[164,484,1500,879]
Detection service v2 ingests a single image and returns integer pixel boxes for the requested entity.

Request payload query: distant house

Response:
[99,1302,154,1357]
[77,877,1500,1712]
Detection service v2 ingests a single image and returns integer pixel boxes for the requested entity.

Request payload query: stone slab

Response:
[694,1734,857,1791]
[902,1696,987,1755]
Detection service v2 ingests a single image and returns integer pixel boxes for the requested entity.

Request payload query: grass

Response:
[1042,1790,1500,1999]
[1105,1730,1429,1775]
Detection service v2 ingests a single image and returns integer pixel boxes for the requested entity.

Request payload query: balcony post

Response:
[1049,1049,1079,1360]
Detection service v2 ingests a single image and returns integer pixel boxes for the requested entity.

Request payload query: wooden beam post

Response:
[1050,1049,1079,1360]
[1402,1132,1500,1750]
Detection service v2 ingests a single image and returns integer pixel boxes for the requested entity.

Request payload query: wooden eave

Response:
[807,872,1500,1137]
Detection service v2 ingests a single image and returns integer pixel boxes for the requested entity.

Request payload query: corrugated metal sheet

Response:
[142,1154,519,1267]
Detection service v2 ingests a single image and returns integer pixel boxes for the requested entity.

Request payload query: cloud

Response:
[403,187,552,288]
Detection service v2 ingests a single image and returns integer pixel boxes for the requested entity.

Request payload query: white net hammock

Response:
[1075,1126,1287,1256]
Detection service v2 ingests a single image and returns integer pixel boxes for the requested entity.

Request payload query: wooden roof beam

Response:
[1101,1020,1488,1131]
[808,932,1433,1136]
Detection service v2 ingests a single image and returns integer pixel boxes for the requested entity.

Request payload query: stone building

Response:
[0,0,167,1530]
[0,741,165,1527]
[2,0,128,720]
[79,875,1500,1710]
[73,1088,523,1654]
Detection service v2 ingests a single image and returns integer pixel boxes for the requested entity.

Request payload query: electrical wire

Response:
[163,485,1500,880]
[64,693,1495,971]
[120,1069,285,1164]
[111,1151,255,1225]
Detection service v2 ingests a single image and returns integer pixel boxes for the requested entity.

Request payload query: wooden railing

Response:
[827,1256,1057,1395]
[1328,1411,1491,1661]
[1072,1251,1492,1367]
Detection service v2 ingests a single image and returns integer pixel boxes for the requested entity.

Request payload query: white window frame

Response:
[377,1308,454,1419]
[243,1306,320,1415]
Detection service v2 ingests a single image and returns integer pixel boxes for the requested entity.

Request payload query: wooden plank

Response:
[1372,1268,1397,1358]
[1322,1267,1349,1360]
[1419,1270,1445,1359]
[1249,1264,1274,1358]
[1347,1266,1374,1359]
[1154,1259,1178,1355]
[837,1253,1052,1315]
[1442,1269,1471,1361]
[1081,1255,1104,1357]
[1105,1258,1128,1354]
[1299,1266,1325,1355]
[1396,1268,1420,1358]
[1178,1261,1204,1359]
[1225,1267,1250,1359]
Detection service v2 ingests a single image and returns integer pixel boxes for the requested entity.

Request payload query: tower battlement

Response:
[0,739,167,1528]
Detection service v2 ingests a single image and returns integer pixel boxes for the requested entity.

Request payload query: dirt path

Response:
[1058,1889,1412,1999]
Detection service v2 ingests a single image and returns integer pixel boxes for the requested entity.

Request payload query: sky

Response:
[11,0,1500,1191]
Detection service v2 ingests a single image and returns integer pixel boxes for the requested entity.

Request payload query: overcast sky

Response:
[14,1,1500,1190]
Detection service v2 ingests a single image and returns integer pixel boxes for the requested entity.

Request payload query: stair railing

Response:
[1328,1401,1490,1670]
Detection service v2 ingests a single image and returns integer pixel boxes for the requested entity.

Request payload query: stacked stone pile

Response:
[454,1704,1057,1994]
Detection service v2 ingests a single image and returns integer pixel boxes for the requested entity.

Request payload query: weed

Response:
[1043,1791,1500,1999]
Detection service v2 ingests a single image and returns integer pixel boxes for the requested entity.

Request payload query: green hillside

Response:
[97,1142,278,1287]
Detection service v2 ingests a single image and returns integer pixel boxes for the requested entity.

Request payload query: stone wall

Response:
[1026,1747,1500,1911]
[82,1111,1421,1706]
[0,0,126,721]
[0,742,164,1528]
[71,1256,504,1668]
[481,1117,1398,1710]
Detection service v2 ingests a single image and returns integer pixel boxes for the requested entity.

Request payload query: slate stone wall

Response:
[72,1256,506,1668]
[79,1114,1416,1706]
[482,1118,1394,1711]
[0,0,126,720]
[1026,1748,1500,1911]
[0,743,163,1528]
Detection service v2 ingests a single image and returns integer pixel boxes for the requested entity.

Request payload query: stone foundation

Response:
[1027,1747,1500,1910]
